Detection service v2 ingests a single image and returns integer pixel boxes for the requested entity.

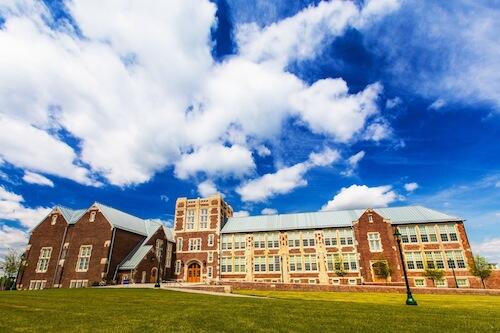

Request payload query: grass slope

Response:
[0,288,498,333]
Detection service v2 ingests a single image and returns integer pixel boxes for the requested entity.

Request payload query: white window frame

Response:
[367,232,382,252]
[29,280,47,290]
[188,238,201,251]
[301,231,315,247]
[253,256,266,272]
[199,208,209,229]
[456,278,469,287]
[186,210,195,230]
[207,251,213,263]
[69,280,88,288]
[51,214,57,225]
[208,234,214,247]
[36,247,52,273]
[435,279,447,288]
[348,278,357,285]
[439,223,458,242]
[89,211,96,222]
[176,238,183,252]
[174,260,181,275]
[339,228,354,245]
[414,278,426,287]
[331,278,340,285]
[76,245,92,272]
[165,243,172,268]
[207,266,213,278]
[287,232,301,248]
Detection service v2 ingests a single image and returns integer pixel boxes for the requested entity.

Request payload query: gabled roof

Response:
[221,205,461,234]
[94,202,149,236]
[57,206,86,224]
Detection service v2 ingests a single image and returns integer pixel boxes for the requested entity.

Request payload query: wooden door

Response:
[187,263,201,282]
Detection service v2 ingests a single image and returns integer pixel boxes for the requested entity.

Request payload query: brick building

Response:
[173,196,489,289]
[17,203,175,290]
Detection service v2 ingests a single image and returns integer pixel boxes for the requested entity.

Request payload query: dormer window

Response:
[51,214,57,225]
[89,211,96,222]
[368,214,373,223]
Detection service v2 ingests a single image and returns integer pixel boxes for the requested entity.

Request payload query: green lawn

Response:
[0,288,498,333]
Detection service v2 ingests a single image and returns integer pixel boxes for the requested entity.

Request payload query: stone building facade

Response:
[17,203,175,290]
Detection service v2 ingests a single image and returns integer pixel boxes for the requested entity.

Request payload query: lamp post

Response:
[394,229,417,306]
[448,259,459,288]
[155,239,163,288]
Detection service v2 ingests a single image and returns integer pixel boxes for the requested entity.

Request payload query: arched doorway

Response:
[150,267,158,283]
[187,262,201,283]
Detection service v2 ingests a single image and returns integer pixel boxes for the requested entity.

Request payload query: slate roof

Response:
[221,205,462,234]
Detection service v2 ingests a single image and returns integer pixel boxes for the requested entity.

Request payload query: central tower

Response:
[173,194,232,283]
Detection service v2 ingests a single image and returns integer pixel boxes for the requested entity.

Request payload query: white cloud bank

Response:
[472,238,500,266]
[0,0,397,187]
[0,186,51,228]
[237,148,339,202]
[321,184,398,211]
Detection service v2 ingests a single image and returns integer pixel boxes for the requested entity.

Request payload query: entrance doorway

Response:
[187,262,201,283]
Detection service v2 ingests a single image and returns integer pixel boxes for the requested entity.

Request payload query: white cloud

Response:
[22,171,54,187]
[175,144,255,180]
[197,179,218,197]
[385,97,402,109]
[256,145,271,157]
[472,238,500,266]
[341,150,365,177]
[428,98,446,110]
[261,208,278,215]
[237,147,339,202]
[233,210,250,218]
[0,225,28,259]
[404,182,419,192]
[321,184,398,211]
[0,0,394,187]
[362,121,392,141]
[0,186,51,228]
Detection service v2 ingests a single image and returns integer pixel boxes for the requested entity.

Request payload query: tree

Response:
[470,255,493,289]
[424,268,445,286]
[0,249,22,290]
[372,260,391,282]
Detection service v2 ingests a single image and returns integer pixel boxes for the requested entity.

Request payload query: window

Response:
[89,211,96,222]
[439,224,458,242]
[304,254,317,271]
[221,257,232,273]
[199,208,208,229]
[323,230,337,247]
[268,256,281,272]
[302,231,315,247]
[76,245,92,272]
[446,250,466,269]
[186,210,195,230]
[368,232,382,252]
[221,235,231,250]
[287,232,301,248]
[207,251,213,263]
[234,234,246,249]
[339,229,354,245]
[331,278,340,285]
[435,279,447,287]
[456,278,469,287]
[419,225,437,242]
[176,238,183,252]
[368,214,373,223]
[399,226,418,243]
[234,256,246,273]
[348,278,357,285]
[425,251,444,269]
[207,266,213,278]
[208,234,214,247]
[174,260,181,275]
[289,255,302,272]
[308,279,316,284]
[326,254,335,271]
[188,238,201,251]
[414,278,426,287]
[69,280,88,288]
[404,252,424,270]
[342,253,358,271]
[267,233,280,248]
[29,280,47,290]
[51,214,57,225]
[165,243,172,268]
[254,256,266,272]
[36,247,52,273]
[254,234,265,249]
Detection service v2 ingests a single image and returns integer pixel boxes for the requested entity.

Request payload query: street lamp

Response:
[394,229,417,306]
[448,259,459,288]
[155,239,163,288]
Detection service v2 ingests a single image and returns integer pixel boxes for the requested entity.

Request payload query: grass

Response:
[0,288,498,333]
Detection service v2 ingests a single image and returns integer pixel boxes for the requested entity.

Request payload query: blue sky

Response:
[0,0,499,263]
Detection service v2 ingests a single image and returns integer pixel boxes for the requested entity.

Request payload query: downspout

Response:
[52,224,69,287]
[106,228,118,282]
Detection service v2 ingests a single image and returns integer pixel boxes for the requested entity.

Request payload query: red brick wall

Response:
[353,210,402,283]
[108,228,145,282]
[19,213,67,288]
[59,210,113,287]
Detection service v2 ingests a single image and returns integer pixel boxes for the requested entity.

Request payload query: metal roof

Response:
[119,245,153,270]
[95,203,149,236]
[221,205,461,234]
[57,206,85,224]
